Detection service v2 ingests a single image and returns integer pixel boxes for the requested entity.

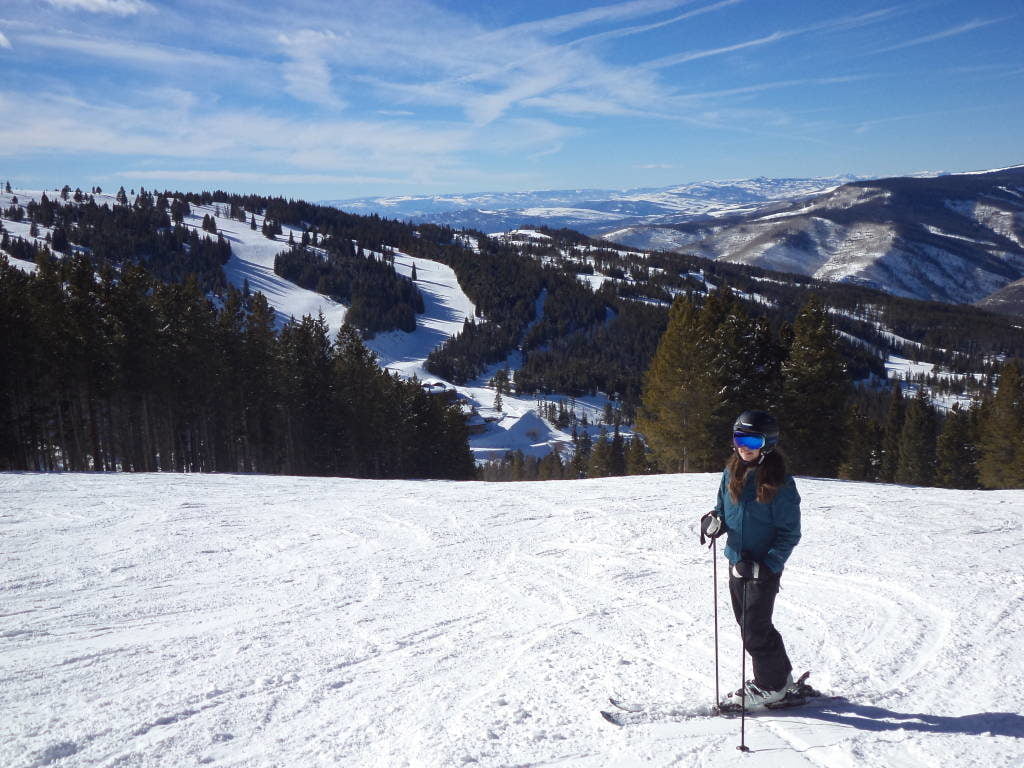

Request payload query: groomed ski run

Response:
[3,472,1023,767]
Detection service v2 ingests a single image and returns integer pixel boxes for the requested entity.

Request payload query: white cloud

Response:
[641,7,900,70]
[852,104,996,134]
[490,0,698,37]
[0,31,11,49]
[0,90,569,185]
[114,170,397,185]
[563,0,743,48]
[681,74,876,99]
[276,29,344,109]
[20,32,247,71]
[642,30,789,70]
[43,0,150,16]
[870,17,1008,55]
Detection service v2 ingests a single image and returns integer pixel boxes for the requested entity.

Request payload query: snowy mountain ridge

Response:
[605,165,1024,306]
[322,175,864,235]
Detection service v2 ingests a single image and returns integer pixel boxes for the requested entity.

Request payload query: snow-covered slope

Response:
[184,202,596,462]
[3,472,1023,767]
[606,166,1024,305]
[0,189,623,462]
[323,176,862,237]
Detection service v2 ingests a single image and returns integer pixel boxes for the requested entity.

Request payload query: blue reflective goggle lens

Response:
[733,433,766,450]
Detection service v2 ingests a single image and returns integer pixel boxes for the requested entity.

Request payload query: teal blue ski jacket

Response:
[714,467,801,574]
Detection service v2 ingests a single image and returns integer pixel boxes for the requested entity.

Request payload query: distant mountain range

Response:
[605,166,1024,308]
[325,166,1024,311]
[322,175,862,236]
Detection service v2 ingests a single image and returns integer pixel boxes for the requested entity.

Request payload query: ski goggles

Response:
[733,432,766,450]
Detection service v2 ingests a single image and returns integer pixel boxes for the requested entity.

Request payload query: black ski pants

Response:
[729,568,792,691]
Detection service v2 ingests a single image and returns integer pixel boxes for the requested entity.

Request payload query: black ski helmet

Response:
[733,410,780,452]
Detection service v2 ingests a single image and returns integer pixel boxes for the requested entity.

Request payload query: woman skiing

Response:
[700,410,801,709]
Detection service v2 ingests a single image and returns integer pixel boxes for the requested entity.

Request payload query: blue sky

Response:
[0,0,1021,200]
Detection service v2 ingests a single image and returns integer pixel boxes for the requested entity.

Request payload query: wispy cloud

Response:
[565,0,744,48]
[870,17,1008,55]
[490,0,699,38]
[682,74,877,99]
[0,0,1013,194]
[276,29,344,109]
[19,31,249,71]
[43,0,150,16]
[852,104,997,133]
[114,170,397,185]
[641,30,789,69]
[641,7,900,70]
[0,89,570,187]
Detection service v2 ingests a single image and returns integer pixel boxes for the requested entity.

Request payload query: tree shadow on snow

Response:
[782,698,1024,739]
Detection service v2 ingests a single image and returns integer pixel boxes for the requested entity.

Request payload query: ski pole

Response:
[738,576,750,753]
[712,539,720,707]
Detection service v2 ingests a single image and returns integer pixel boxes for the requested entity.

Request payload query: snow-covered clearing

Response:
[3,472,1023,768]
[215,212,349,332]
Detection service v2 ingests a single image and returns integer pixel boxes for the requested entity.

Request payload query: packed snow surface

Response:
[3,472,1023,767]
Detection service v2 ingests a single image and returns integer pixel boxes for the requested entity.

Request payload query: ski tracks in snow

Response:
[3,473,1024,767]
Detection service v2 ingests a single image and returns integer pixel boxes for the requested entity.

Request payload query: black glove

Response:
[700,511,725,546]
[731,560,765,580]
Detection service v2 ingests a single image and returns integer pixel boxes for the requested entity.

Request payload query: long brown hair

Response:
[727,449,788,504]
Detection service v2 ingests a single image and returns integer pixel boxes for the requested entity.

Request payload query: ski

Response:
[715,672,824,715]
[603,672,826,726]
[600,706,689,727]
[607,696,645,713]
[598,708,630,729]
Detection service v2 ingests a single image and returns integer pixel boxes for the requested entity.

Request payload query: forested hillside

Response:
[0,251,473,478]
[604,165,1024,306]
[2,181,1022,488]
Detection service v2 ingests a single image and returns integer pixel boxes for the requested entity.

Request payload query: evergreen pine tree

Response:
[625,435,648,475]
[573,428,592,478]
[588,429,612,478]
[879,384,905,482]
[838,402,878,481]
[51,227,69,254]
[608,427,626,476]
[977,358,1024,488]
[935,403,979,489]
[637,294,716,472]
[895,387,937,486]
[538,449,564,480]
[780,295,849,477]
